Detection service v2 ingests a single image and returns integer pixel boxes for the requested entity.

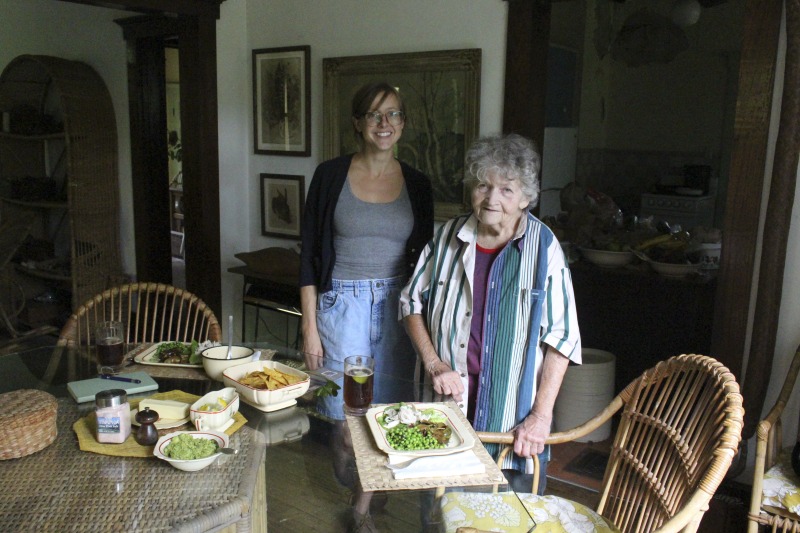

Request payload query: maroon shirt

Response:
[467,244,501,422]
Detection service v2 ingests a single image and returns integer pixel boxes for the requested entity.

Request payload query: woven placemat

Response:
[348,401,505,492]
[73,390,248,457]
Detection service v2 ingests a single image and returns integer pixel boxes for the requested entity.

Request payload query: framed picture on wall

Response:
[322,49,481,220]
[252,45,311,156]
[260,173,305,238]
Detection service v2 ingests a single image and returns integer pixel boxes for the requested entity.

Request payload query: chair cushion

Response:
[440,492,619,533]
[762,448,800,519]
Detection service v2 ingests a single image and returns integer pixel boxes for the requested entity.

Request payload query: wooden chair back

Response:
[474,354,743,533]
[57,282,222,347]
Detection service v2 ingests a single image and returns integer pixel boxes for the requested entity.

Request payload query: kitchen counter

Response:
[569,261,716,392]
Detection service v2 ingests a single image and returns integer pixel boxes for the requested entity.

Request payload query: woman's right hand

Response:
[429,361,464,402]
[302,331,324,370]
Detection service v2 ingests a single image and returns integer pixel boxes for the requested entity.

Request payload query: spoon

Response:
[218,447,238,455]
[226,315,234,359]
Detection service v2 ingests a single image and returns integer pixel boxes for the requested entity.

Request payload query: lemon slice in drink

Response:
[352,375,369,384]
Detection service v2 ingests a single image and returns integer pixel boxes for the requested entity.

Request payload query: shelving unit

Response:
[0,55,125,330]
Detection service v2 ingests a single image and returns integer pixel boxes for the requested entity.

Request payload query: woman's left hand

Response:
[512,412,552,457]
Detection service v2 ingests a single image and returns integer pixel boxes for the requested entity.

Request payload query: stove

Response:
[639,193,716,230]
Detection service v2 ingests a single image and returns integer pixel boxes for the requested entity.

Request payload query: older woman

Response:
[400,133,581,489]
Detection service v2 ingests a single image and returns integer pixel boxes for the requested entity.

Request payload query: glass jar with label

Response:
[95,389,131,444]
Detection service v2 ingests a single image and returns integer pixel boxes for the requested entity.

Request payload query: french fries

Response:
[238,367,303,390]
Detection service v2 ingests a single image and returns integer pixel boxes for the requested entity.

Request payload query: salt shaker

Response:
[95,389,131,444]
[134,407,159,445]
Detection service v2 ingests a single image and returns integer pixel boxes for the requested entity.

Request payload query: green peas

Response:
[385,424,445,451]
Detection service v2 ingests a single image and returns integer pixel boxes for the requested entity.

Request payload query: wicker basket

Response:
[0,389,58,460]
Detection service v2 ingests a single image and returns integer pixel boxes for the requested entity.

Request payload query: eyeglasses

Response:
[361,110,405,126]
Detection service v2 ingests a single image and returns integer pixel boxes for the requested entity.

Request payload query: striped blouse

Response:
[399,212,581,433]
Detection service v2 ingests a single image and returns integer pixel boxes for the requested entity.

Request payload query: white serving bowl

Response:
[648,260,701,279]
[222,360,310,412]
[153,430,229,472]
[579,247,634,268]
[190,387,239,431]
[201,345,257,381]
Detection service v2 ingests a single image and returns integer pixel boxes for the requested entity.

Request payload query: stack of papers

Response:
[388,449,485,480]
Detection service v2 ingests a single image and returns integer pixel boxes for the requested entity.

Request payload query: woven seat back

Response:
[57,282,222,347]
[598,354,744,532]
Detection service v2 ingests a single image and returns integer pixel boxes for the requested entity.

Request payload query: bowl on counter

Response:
[578,247,634,268]
[648,260,702,279]
[153,430,229,472]
[223,360,310,412]
[201,345,257,381]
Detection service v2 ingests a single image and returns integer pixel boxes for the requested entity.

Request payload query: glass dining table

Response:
[0,342,537,533]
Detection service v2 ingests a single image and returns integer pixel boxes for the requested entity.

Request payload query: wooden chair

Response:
[441,354,744,533]
[747,344,800,533]
[57,282,222,347]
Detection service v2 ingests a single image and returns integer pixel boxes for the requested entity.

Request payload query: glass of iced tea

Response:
[95,321,126,375]
[343,355,374,416]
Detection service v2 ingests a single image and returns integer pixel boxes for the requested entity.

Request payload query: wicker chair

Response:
[747,344,800,533]
[441,354,744,533]
[57,282,222,347]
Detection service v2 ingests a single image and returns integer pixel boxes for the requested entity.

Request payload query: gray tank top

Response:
[332,178,413,280]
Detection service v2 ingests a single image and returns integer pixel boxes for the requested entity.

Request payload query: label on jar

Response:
[97,415,122,434]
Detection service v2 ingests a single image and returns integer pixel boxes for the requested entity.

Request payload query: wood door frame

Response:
[503,0,783,431]
[59,0,223,318]
[116,13,221,316]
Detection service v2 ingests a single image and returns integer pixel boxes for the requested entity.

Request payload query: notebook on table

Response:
[67,372,158,403]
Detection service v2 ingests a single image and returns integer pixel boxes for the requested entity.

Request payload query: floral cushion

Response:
[762,449,800,518]
[440,492,620,533]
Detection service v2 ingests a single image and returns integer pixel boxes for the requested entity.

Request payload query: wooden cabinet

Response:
[0,55,124,326]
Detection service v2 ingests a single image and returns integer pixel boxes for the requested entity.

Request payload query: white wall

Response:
[216,0,508,332]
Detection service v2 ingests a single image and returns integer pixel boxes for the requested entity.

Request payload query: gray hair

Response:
[463,133,541,209]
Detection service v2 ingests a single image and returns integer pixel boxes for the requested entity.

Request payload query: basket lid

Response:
[0,389,58,430]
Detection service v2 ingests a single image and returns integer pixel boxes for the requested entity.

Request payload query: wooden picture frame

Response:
[323,49,481,220]
[253,46,311,156]
[260,173,305,239]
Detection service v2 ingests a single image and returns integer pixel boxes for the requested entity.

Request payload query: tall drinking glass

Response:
[95,321,126,375]
[343,355,374,416]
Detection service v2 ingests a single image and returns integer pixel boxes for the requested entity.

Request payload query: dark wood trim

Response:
[502,0,550,151]
[739,0,798,437]
[711,0,781,392]
[178,13,222,315]
[57,0,223,18]
[116,13,221,317]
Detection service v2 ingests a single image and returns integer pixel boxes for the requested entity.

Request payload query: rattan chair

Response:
[57,282,222,347]
[441,354,744,533]
[747,344,800,533]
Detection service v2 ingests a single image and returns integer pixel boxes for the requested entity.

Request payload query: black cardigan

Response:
[299,154,434,292]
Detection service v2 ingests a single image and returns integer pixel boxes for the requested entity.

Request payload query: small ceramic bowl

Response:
[153,430,229,472]
[223,360,310,412]
[190,387,239,431]
[648,260,702,279]
[579,248,634,268]
[201,345,257,381]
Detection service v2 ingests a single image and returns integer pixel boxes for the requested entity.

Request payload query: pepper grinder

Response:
[134,407,159,445]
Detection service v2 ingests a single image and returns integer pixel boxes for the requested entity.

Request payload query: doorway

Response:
[116,13,221,315]
[165,46,185,289]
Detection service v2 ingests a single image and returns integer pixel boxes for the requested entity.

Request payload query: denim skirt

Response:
[315,276,416,420]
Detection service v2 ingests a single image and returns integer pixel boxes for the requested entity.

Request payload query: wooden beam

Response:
[56,0,223,18]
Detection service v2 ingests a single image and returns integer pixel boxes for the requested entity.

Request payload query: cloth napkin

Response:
[390,449,485,480]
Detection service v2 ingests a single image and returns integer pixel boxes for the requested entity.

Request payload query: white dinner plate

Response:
[365,403,475,457]
[130,408,190,430]
[133,342,203,368]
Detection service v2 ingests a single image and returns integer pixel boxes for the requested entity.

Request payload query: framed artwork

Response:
[323,49,481,220]
[260,173,305,239]
[252,45,311,156]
